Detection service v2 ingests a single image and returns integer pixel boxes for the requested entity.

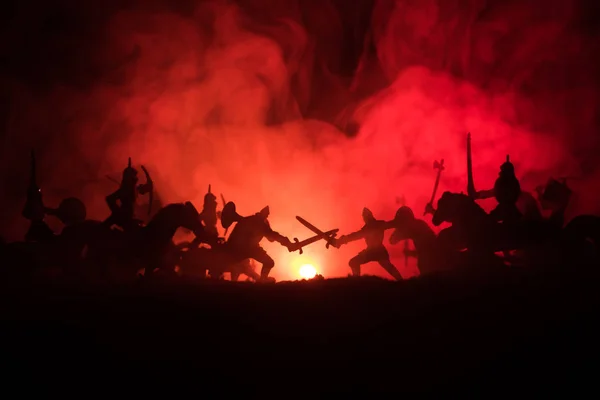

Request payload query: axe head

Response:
[433,159,445,170]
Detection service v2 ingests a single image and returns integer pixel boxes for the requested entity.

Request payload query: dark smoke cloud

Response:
[1,0,599,279]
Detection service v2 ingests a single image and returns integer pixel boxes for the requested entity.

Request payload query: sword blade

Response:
[466,133,477,198]
[296,216,325,235]
[293,229,338,249]
[296,216,339,249]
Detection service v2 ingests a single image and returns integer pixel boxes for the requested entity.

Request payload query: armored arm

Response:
[264,225,292,247]
[476,189,495,200]
[336,229,365,246]
[383,219,398,231]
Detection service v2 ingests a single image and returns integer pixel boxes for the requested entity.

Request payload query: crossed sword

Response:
[218,193,338,255]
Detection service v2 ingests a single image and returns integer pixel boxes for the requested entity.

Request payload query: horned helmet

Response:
[122,157,138,184]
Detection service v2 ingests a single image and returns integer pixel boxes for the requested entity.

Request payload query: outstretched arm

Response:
[263,221,291,247]
[476,189,495,200]
[336,229,365,246]
[265,228,292,246]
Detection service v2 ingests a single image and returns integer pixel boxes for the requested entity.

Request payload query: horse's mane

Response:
[442,192,490,222]
[146,203,188,228]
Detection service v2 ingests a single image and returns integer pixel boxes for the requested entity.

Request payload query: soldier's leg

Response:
[348,250,371,277]
[372,246,402,280]
[377,258,403,281]
[238,259,260,281]
[250,247,276,281]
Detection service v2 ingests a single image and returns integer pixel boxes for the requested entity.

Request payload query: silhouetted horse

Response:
[0,225,84,278]
[432,192,504,253]
[432,191,600,269]
[82,202,207,279]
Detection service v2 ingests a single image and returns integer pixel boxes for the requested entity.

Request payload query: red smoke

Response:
[1,0,599,280]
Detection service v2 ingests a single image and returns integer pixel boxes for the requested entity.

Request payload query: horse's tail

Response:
[564,214,600,247]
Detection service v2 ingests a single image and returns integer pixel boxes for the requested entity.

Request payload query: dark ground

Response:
[1,266,598,395]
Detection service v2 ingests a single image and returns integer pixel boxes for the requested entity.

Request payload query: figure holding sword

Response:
[296,208,403,281]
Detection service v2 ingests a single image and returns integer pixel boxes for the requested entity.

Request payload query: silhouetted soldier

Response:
[104,158,152,231]
[199,185,219,238]
[332,208,402,280]
[389,206,444,275]
[45,197,89,272]
[491,155,522,223]
[22,151,54,242]
[477,156,522,223]
[221,202,293,282]
[536,178,572,228]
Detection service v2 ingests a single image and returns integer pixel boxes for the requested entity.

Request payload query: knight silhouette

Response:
[332,207,402,280]
[199,184,219,238]
[22,151,54,242]
[45,197,90,272]
[221,202,292,282]
[104,158,151,231]
[389,206,444,276]
[490,155,522,223]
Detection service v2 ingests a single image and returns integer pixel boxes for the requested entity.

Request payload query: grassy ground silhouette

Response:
[1,265,598,394]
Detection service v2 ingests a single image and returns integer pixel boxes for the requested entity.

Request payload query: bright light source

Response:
[299,264,317,279]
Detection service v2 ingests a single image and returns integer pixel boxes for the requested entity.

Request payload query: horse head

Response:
[180,202,203,234]
[432,191,456,226]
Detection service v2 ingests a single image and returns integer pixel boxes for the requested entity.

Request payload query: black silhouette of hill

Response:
[1,266,598,395]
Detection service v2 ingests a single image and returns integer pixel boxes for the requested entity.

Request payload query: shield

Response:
[221,201,241,229]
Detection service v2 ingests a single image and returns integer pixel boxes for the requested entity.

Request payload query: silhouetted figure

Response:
[389,206,445,275]
[431,192,506,261]
[199,184,219,237]
[517,191,544,221]
[140,202,210,278]
[45,197,91,273]
[188,184,221,251]
[221,202,293,282]
[536,178,572,228]
[333,208,402,280]
[22,151,54,242]
[490,156,522,223]
[104,158,152,232]
[475,156,522,223]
